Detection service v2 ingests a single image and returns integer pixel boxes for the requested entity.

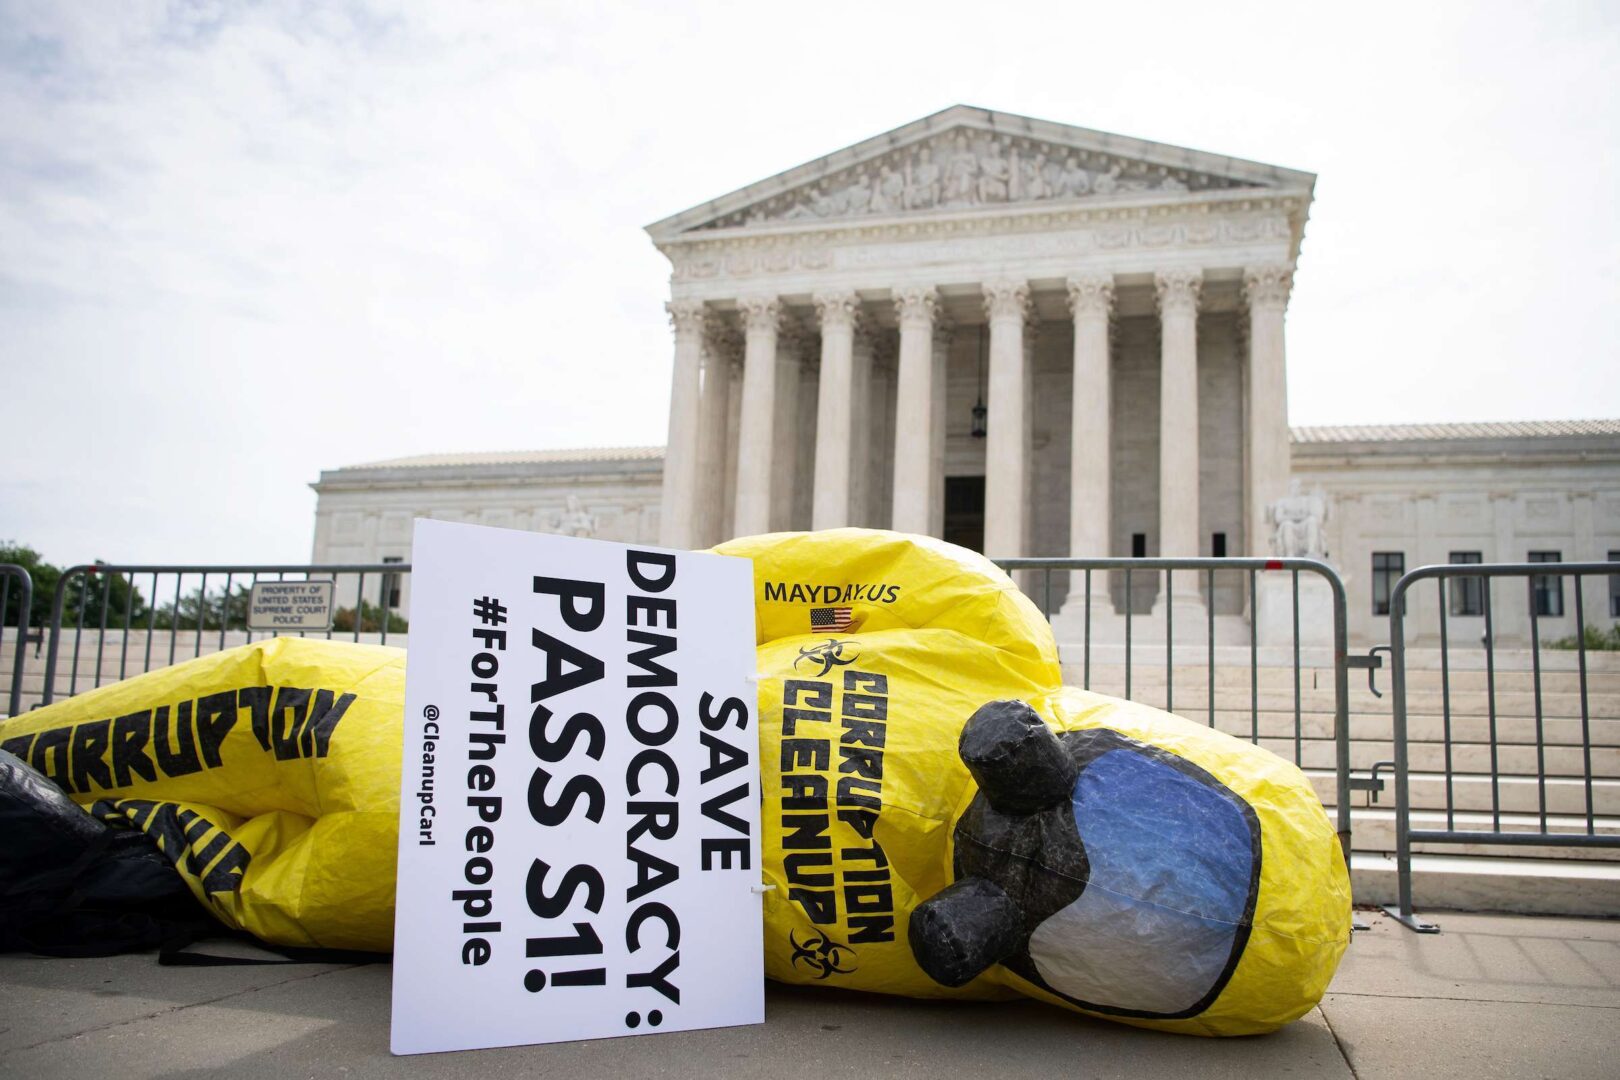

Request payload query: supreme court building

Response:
[311,107,1620,646]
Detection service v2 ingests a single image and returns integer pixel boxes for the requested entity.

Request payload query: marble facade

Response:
[650,106,1311,636]
[309,108,1620,646]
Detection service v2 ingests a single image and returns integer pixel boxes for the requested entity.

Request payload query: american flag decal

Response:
[810,607,853,632]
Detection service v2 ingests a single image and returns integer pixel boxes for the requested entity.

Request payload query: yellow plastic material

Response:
[0,529,1348,1033]
[717,528,1351,1036]
[0,637,403,952]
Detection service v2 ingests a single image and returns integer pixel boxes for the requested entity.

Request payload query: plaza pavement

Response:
[0,909,1615,1079]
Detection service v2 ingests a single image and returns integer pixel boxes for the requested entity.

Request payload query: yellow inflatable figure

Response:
[718,529,1350,1036]
[0,637,403,953]
[0,529,1349,1034]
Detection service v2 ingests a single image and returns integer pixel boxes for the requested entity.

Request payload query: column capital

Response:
[777,315,814,358]
[737,295,782,334]
[1154,268,1203,317]
[893,286,939,328]
[704,316,742,359]
[665,299,709,339]
[982,279,1031,323]
[852,319,883,355]
[1243,264,1295,312]
[1065,274,1115,321]
[813,290,861,332]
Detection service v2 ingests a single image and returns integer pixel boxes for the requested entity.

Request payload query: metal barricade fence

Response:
[1,564,33,718]
[38,563,412,708]
[994,557,1353,863]
[1382,562,1619,933]
[20,556,1355,865]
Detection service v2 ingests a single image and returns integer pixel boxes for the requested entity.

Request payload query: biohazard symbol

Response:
[794,639,859,678]
[789,930,857,979]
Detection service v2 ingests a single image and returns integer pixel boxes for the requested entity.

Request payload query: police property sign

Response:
[392,520,763,1055]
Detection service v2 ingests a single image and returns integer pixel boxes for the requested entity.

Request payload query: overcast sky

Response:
[2,0,1617,568]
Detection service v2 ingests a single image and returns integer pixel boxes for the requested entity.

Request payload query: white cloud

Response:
[1,0,1616,566]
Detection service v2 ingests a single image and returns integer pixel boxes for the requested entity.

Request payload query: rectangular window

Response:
[1132,533,1147,558]
[1529,551,1563,617]
[1448,551,1483,616]
[1609,550,1619,619]
[1212,532,1227,558]
[1372,552,1405,616]
[382,555,403,610]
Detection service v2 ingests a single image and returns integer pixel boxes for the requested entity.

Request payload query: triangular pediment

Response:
[647,105,1314,240]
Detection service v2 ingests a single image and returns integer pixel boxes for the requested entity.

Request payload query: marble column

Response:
[812,292,859,530]
[983,280,1031,558]
[1155,268,1204,611]
[1244,265,1294,558]
[770,320,811,531]
[658,300,707,548]
[928,319,951,539]
[1060,274,1114,612]
[733,295,781,537]
[891,287,938,535]
[847,325,877,526]
[694,320,736,547]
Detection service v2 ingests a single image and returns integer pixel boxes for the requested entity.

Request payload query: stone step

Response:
[1253,735,1618,777]
[1308,769,1620,816]
[1063,661,1620,695]
[1347,807,1620,862]
[1061,643,1620,676]
[1176,708,1616,748]
[1073,683,1620,720]
[1349,851,1620,918]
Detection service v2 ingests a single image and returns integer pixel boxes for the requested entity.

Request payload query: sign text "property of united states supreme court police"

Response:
[392,520,762,1054]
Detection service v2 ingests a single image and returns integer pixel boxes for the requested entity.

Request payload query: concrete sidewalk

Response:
[1,910,1615,1079]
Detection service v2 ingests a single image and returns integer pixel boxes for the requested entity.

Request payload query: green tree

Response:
[0,541,61,627]
[333,600,409,634]
[0,545,148,630]
[152,583,252,632]
[60,562,148,629]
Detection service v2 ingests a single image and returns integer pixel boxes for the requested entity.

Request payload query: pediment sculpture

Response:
[697,128,1257,230]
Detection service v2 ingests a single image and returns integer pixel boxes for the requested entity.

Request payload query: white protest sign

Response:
[246,580,335,631]
[391,520,763,1055]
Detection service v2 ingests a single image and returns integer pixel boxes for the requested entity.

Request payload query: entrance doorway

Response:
[943,476,985,553]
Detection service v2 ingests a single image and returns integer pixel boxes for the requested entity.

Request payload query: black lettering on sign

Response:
[532,576,605,633]
[698,732,747,784]
[699,782,749,836]
[627,841,679,903]
[527,768,605,826]
[525,858,604,917]
[529,628,605,702]
[698,691,749,732]
[528,705,605,763]
[625,550,676,594]
[625,630,676,688]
